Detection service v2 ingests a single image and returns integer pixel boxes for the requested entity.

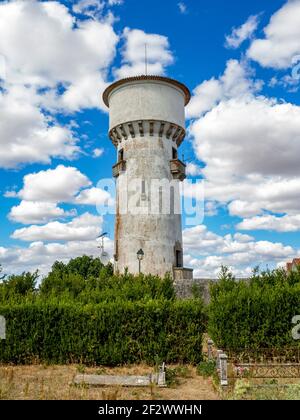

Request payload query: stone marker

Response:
[219,353,228,386]
[74,365,167,388]
[207,339,214,360]
[74,374,154,387]
[0,316,5,340]
[157,362,167,387]
[216,349,223,370]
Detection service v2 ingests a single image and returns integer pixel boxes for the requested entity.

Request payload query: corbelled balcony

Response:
[112,160,126,177]
[170,159,186,181]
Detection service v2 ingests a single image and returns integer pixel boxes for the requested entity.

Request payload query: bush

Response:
[0,299,205,365]
[38,257,175,303]
[0,256,206,365]
[0,271,38,303]
[196,360,216,377]
[208,266,300,350]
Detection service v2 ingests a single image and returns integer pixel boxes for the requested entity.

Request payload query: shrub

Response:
[196,360,216,377]
[208,266,300,350]
[0,299,205,365]
[0,271,38,303]
[39,257,175,303]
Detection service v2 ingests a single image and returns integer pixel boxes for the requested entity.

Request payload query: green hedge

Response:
[208,267,300,350]
[0,300,205,365]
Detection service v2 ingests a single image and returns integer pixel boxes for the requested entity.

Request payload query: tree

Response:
[0,264,6,281]
[39,256,113,297]
[5,271,38,295]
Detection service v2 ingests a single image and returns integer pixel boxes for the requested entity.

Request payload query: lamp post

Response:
[137,248,144,274]
[97,232,108,263]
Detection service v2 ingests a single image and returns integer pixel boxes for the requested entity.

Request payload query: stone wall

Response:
[174,278,249,303]
[174,278,213,304]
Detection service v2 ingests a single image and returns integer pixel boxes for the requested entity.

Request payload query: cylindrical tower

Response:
[103,75,192,279]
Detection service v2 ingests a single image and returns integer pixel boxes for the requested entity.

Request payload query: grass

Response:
[0,364,219,400]
[2,363,297,400]
[229,379,300,400]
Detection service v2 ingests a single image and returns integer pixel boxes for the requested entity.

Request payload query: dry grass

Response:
[0,364,219,400]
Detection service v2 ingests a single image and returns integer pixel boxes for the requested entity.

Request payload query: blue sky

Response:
[0,0,300,277]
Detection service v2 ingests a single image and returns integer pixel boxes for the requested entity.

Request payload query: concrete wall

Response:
[115,122,183,277]
[105,78,188,277]
[174,278,212,304]
[174,278,250,304]
[108,80,186,129]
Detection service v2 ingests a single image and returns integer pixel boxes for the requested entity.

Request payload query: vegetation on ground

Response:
[0,257,205,365]
[208,265,300,350]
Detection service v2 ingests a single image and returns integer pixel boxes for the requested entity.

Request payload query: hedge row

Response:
[208,268,300,350]
[0,300,205,365]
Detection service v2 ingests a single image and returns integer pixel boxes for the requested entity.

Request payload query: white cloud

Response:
[8,201,76,225]
[14,165,91,202]
[233,232,254,243]
[92,148,104,158]
[186,55,300,238]
[187,57,300,221]
[228,200,264,218]
[114,28,174,79]
[269,73,300,92]
[205,201,219,217]
[225,14,259,49]
[0,0,118,95]
[186,162,202,176]
[11,212,103,242]
[0,237,114,276]
[73,0,105,18]
[247,0,300,69]
[178,2,187,14]
[192,97,300,178]
[237,213,300,232]
[59,73,110,112]
[0,85,80,168]
[186,59,262,118]
[186,78,223,119]
[108,0,123,5]
[183,224,295,277]
[190,97,300,214]
[0,0,118,167]
[5,165,114,227]
[74,187,114,206]
[183,225,224,255]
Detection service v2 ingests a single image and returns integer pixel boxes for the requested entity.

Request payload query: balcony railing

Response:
[112,160,126,177]
[170,159,186,181]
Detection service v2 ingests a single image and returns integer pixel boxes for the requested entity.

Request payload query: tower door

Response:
[176,250,183,268]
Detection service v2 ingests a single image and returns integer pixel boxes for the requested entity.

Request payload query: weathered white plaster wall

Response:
[108,80,185,129]
[105,78,189,277]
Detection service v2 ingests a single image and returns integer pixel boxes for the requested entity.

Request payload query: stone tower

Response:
[103,75,193,279]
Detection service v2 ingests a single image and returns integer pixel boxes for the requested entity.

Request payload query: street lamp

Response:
[137,248,144,274]
[97,232,109,264]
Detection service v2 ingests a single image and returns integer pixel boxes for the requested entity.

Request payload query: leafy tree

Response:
[0,264,5,281]
[0,271,38,302]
